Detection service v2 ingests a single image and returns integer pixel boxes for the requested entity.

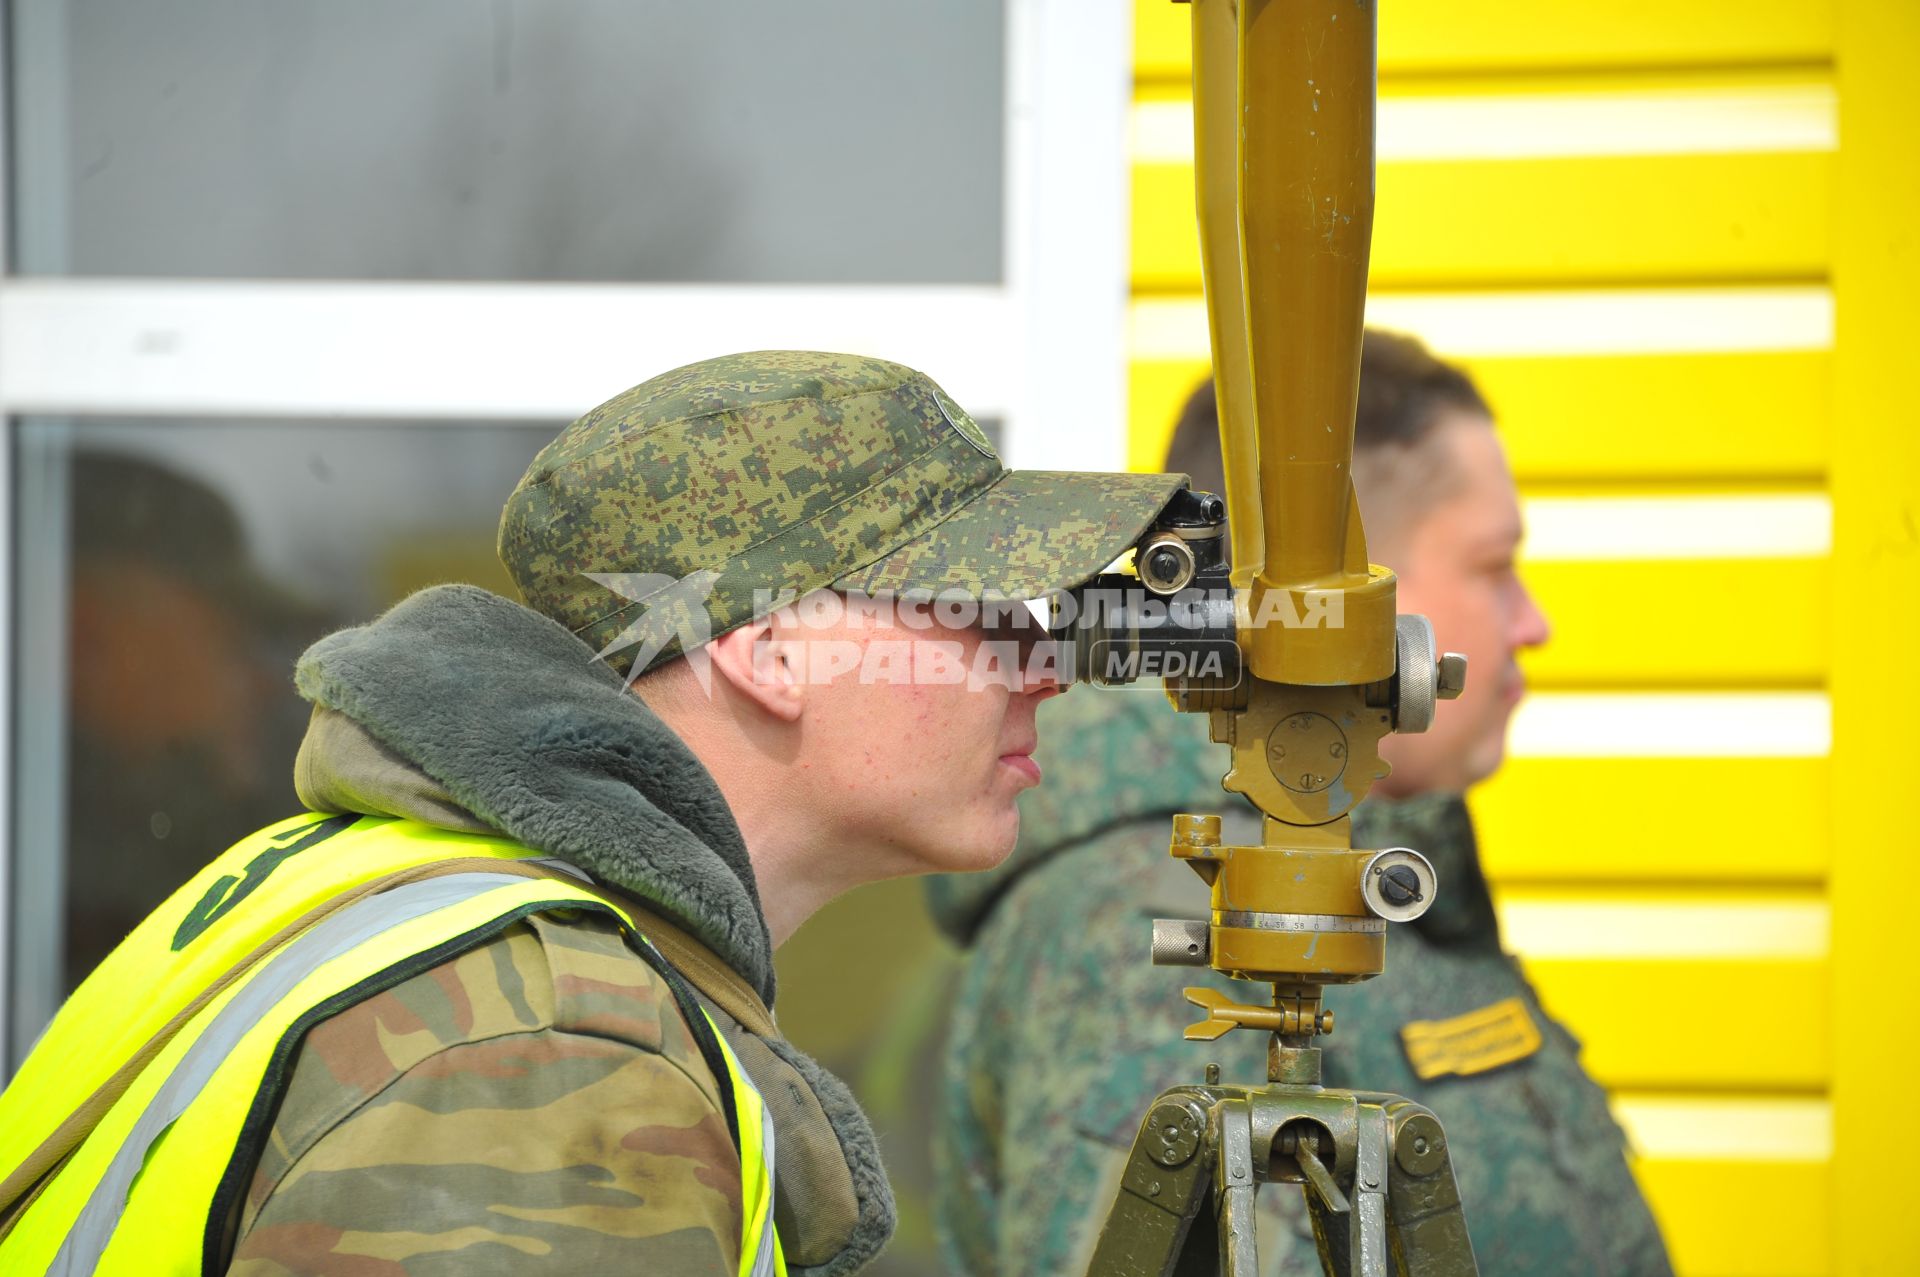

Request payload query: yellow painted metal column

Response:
[1829,2,1920,1271]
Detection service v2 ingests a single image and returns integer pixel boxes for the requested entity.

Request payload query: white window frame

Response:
[0,0,1134,1069]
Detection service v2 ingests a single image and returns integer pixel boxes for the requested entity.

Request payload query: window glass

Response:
[8,418,554,1051]
[12,0,1004,282]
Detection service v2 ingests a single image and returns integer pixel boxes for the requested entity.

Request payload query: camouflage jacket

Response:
[926,689,1671,1277]
[225,585,893,1275]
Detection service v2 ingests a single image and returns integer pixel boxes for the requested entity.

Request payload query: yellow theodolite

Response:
[1046,2,1480,1272]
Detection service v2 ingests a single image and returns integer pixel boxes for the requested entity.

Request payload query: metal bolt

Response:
[1205,1063,1222,1085]
[1379,864,1422,906]
[1437,652,1468,699]
[1147,546,1184,583]
[1395,1114,1447,1177]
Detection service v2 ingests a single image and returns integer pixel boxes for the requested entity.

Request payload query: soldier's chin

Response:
[1464,725,1513,790]
[944,811,1021,875]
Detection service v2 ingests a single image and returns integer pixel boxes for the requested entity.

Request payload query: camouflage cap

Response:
[499,350,1185,675]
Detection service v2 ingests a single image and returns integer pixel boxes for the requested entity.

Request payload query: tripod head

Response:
[1049,484,1464,1076]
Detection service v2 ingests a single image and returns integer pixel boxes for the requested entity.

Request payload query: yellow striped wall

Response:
[1125,3,1912,1272]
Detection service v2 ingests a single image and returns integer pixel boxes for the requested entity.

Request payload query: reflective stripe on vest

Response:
[0,815,785,1277]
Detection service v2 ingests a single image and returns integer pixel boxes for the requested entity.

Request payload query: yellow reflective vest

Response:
[0,813,786,1277]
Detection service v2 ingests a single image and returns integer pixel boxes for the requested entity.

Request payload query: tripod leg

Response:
[1293,1111,1386,1277]
[1212,1098,1259,1276]
[1351,1104,1391,1277]
[1379,1103,1478,1277]
[1295,1139,1351,1277]
[1085,1095,1217,1277]
[1294,1100,1446,1277]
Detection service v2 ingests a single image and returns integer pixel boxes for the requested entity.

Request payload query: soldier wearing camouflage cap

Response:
[0,351,1182,1275]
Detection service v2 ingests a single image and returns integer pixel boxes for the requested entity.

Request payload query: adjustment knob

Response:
[1378,864,1423,906]
[1137,533,1198,593]
[1360,848,1438,924]
[1393,615,1439,734]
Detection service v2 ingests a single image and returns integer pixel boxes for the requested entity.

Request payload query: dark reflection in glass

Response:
[64,451,324,981]
[42,420,555,991]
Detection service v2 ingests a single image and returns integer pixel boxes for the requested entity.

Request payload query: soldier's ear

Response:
[706,619,805,723]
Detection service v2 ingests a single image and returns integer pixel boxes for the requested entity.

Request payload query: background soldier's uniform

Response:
[928,688,1673,1276]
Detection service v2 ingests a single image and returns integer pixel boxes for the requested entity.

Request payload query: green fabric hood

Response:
[293,583,776,1004]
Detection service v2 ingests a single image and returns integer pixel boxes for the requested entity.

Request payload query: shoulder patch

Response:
[1399,996,1544,1081]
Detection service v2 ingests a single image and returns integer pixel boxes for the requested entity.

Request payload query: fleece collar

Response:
[293,584,776,1003]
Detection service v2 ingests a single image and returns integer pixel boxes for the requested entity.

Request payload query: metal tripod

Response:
[1088,1042,1476,1277]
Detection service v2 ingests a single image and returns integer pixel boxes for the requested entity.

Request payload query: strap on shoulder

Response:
[622,934,745,1157]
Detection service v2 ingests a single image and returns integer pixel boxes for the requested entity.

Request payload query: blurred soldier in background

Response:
[928,331,1674,1275]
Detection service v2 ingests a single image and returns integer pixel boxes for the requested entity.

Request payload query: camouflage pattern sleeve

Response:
[226,911,744,1275]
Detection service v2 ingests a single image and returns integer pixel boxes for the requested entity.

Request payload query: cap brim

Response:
[832,468,1188,601]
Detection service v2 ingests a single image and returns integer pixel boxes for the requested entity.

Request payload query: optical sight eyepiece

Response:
[1049,488,1240,688]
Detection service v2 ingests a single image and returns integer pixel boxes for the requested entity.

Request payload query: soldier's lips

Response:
[999,753,1041,784]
